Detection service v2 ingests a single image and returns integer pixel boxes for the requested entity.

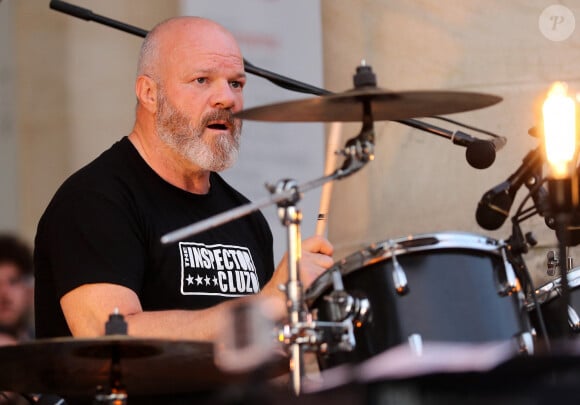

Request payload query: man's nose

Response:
[210,81,237,109]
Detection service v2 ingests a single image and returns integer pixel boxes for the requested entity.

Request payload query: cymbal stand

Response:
[161,120,375,396]
[269,178,304,395]
[94,345,127,405]
[94,311,129,405]
[160,86,377,398]
[274,98,376,395]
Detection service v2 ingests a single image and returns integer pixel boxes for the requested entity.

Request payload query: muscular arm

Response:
[61,283,245,340]
[60,236,334,340]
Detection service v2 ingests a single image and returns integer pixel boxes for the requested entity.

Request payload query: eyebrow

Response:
[194,67,246,79]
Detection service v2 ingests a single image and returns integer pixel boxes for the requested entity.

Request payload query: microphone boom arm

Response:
[49,0,501,151]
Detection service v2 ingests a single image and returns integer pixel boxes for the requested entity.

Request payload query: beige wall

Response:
[5,0,325,264]
[321,0,580,287]
[5,1,178,243]
[4,0,580,289]
[0,0,18,232]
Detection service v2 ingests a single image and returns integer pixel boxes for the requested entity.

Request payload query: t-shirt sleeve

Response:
[37,186,146,299]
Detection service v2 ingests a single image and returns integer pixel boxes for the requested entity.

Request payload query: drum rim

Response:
[528,267,580,307]
[305,231,503,305]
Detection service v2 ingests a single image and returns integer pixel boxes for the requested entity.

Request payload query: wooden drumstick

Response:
[308,123,342,380]
[316,122,343,237]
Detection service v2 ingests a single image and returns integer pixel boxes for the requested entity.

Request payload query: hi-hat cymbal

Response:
[235,87,502,122]
[0,336,286,396]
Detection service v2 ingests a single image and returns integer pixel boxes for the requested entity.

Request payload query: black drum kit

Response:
[3,63,580,404]
[3,2,580,404]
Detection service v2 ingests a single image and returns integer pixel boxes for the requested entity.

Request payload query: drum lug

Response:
[514,331,534,355]
[354,296,371,327]
[498,246,519,296]
[568,305,580,332]
[389,242,409,295]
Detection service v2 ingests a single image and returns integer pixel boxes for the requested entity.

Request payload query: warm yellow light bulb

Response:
[543,82,577,179]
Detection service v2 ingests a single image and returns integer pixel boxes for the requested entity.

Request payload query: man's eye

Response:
[195,78,207,84]
[230,81,244,89]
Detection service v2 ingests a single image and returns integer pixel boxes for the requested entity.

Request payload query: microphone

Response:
[476,147,543,230]
[452,131,507,169]
[396,120,506,169]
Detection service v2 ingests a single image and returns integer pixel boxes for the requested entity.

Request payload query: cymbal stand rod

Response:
[361,99,375,145]
[161,130,374,244]
[273,127,374,395]
[277,183,305,395]
[94,345,127,405]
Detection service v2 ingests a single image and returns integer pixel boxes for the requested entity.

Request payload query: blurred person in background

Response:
[0,234,34,405]
[0,234,34,343]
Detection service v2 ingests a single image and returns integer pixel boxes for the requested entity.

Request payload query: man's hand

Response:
[261,235,334,319]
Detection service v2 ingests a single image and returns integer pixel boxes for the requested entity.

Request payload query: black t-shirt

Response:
[34,137,274,338]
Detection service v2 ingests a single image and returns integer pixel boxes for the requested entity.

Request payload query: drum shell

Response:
[306,233,531,369]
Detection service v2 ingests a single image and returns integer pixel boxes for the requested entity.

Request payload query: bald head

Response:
[131,16,245,176]
[137,17,243,83]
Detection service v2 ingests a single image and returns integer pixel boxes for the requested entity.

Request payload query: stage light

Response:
[541,81,579,337]
[542,82,577,180]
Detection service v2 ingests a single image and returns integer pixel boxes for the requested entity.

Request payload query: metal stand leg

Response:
[272,180,306,395]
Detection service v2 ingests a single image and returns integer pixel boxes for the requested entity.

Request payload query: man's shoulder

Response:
[39,137,140,217]
[35,137,146,240]
[60,137,135,189]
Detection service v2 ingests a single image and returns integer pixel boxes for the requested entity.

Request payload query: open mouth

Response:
[207,122,229,130]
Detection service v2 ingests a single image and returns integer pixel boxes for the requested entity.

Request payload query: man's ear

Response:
[136,75,158,113]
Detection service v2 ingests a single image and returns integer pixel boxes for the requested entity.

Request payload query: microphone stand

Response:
[507,163,576,351]
[506,212,551,353]
[548,177,576,341]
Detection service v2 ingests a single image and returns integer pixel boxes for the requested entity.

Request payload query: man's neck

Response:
[128,128,211,194]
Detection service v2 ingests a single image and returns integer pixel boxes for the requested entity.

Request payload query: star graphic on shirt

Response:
[195,274,204,285]
[205,276,211,286]
[186,274,194,285]
[212,276,218,286]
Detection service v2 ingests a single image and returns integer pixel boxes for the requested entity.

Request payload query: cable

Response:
[510,179,551,352]
[430,116,503,138]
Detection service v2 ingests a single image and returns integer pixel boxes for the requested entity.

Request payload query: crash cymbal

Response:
[235,87,502,122]
[0,336,286,396]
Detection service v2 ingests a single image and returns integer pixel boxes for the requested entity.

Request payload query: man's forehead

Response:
[165,46,244,76]
[166,32,242,59]
[146,18,245,80]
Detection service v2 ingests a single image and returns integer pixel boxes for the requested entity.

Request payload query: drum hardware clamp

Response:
[546,249,574,276]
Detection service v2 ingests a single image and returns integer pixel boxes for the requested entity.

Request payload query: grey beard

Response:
[155,95,241,171]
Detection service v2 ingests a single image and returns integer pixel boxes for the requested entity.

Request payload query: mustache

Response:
[201,109,239,127]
